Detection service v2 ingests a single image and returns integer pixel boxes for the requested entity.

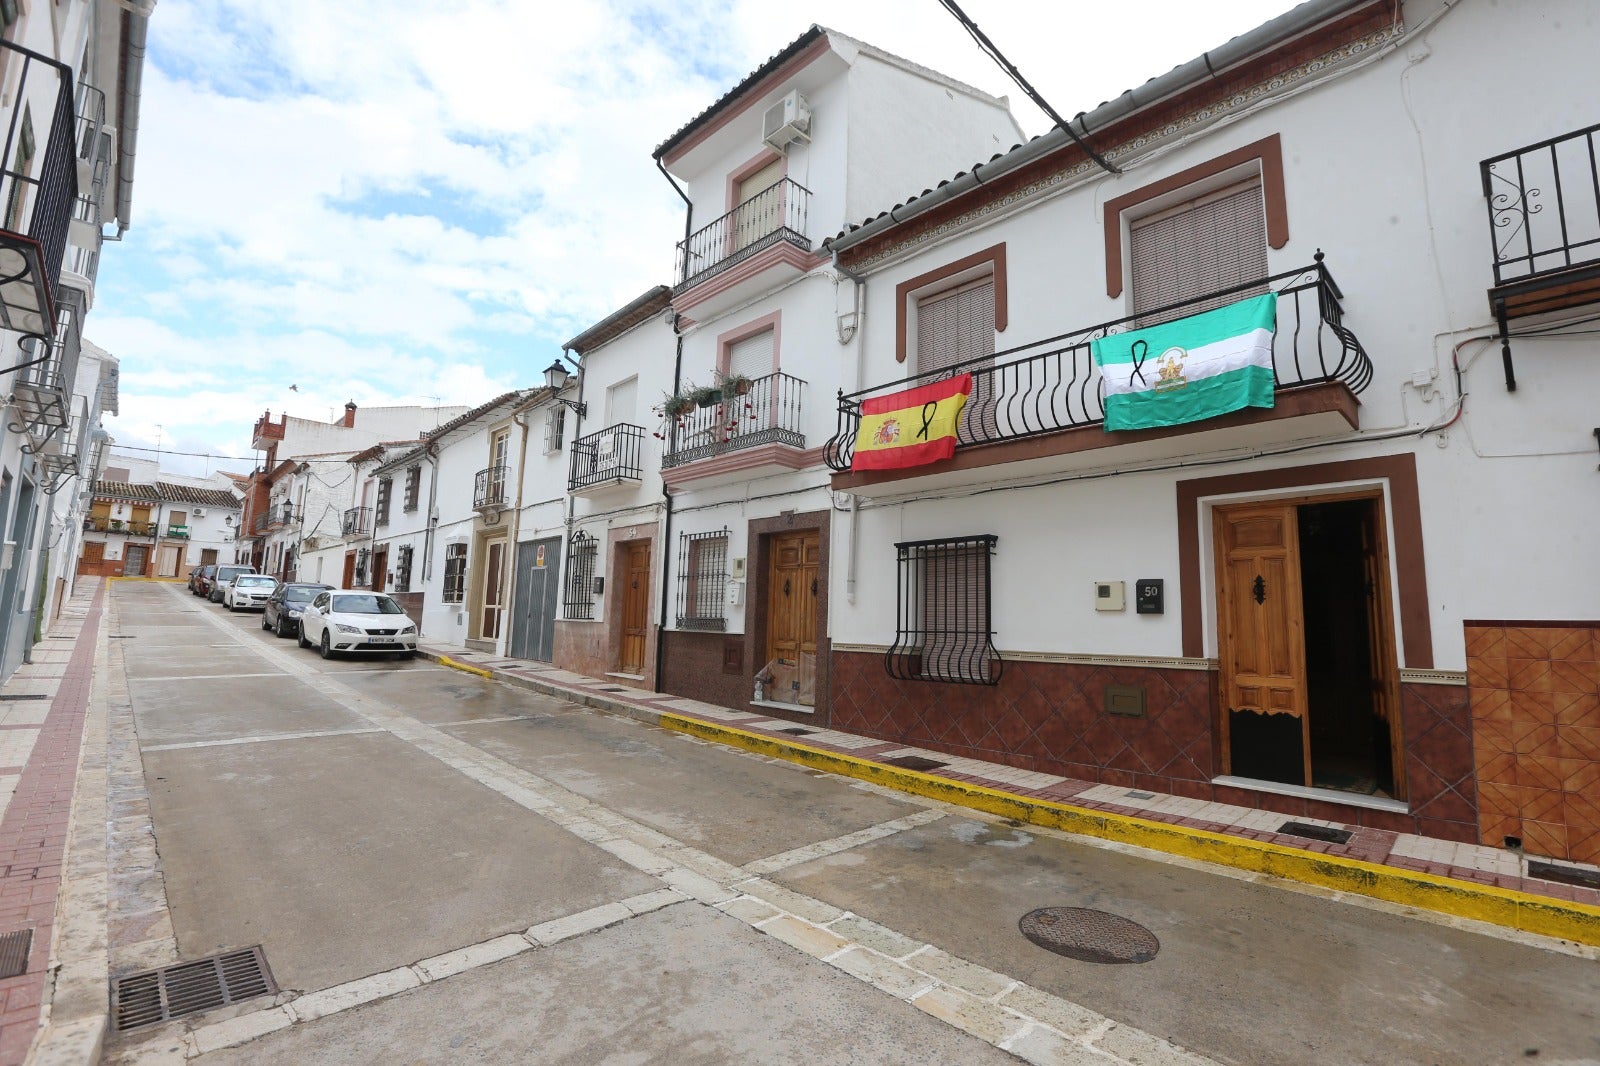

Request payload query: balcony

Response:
[674,178,812,315]
[1481,122,1600,389]
[266,503,293,530]
[568,424,645,495]
[38,413,79,491]
[827,258,1371,494]
[86,517,156,537]
[0,41,79,342]
[342,506,372,538]
[166,524,190,539]
[12,288,84,445]
[473,464,509,513]
[661,372,810,487]
[253,513,270,535]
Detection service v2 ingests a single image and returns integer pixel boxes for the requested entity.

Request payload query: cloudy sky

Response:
[95,0,1292,476]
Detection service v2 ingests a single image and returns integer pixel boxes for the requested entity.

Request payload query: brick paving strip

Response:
[423,642,1600,948]
[0,580,105,1065]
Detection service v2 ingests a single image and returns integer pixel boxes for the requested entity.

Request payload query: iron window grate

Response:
[353,547,370,587]
[394,544,414,593]
[442,543,467,604]
[402,465,421,511]
[676,529,729,631]
[886,535,1001,686]
[111,946,276,1033]
[563,531,597,620]
[0,929,30,979]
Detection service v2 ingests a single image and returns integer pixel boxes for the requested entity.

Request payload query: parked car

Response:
[186,565,204,593]
[261,582,335,638]
[224,574,280,611]
[207,565,259,603]
[191,564,217,596]
[297,591,417,659]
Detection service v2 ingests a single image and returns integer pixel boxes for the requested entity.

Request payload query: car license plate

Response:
[370,636,395,643]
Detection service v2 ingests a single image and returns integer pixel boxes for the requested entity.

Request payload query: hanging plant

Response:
[659,391,696,420]
[689,384,722,409]
[719,372,754,397]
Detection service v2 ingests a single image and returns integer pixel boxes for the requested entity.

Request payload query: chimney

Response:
[343,401,357,428]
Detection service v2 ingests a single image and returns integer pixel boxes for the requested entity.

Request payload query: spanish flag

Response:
[851,374,972,471]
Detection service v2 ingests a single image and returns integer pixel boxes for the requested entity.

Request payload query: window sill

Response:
[1210,775,1409,814]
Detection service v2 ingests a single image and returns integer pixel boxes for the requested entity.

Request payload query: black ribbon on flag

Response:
[917,401,938,440]
[1129,339,1150,386]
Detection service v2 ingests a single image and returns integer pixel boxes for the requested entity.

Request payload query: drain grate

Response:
[0,930,31,979]
[107,635,138,640]
[0,694,50,702]
[1277,821,1352,845]
[777,727,815,736]
[112,947,276,1032]
[883,755,947,772]
[1124,789,1157,800]
[596,686,629,693]
[1528,860,1600,891]
[1020,907,1160,964]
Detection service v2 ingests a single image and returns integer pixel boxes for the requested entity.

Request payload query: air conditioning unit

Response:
[193,507,207,518]
[762,90,811,152]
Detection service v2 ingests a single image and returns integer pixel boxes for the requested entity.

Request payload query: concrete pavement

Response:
[31,580,1600,1063]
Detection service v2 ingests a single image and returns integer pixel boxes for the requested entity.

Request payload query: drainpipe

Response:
[652,316,685,693]
[422,441,440,583]
[109,7,149,237]
[831,249,868,605]
[559,346,584,542]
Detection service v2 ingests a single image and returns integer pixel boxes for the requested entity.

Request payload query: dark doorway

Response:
[509,537,561,662]
[1299,498,1395,798]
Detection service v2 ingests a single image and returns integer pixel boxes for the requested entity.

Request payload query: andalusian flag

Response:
[1092,294,1276,431]
[851,374,972,471]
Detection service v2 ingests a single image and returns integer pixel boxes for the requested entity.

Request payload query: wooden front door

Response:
[480,539,506,640]
[765,531,820,706]
[619,542,651,675]
[371,548,387,593]
[342,552,356,589]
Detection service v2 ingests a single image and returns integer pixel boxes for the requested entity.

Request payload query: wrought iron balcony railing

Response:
[266,503,293,529]
[663,371,806,469]
[824,257,1371,472]
[1482,122,1600,288]
[0,40,79,340]
[675,178,810,290]
[253,513,270,534]
[342,506,372,537]
[74,83,105,170]
[473,464,508,510]
[569,424,646,492]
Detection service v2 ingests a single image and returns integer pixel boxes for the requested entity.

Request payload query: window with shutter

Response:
[887,535,1000,686]
[544,407,565,454]
[1129,179,1268,325]
[375,478,392,526]
[734,157,784,252]
[403,466,421,511]
[915,278,997,441]
[676,531,729,631]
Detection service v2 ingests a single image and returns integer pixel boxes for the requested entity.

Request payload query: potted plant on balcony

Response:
[109,518,124,532]
[660,391,696,420]
[689,384,722,409]
[719,372,754,398]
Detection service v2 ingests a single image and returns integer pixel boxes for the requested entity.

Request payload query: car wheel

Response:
[298,625,311,649]
[319,632,335,660]
[260,614,270,630]
[276,617,290,639]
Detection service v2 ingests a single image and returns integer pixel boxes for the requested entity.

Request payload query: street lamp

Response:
[542,360,587,418]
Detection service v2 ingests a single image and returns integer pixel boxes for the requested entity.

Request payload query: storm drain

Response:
[107,635,138,640]
[112,947,276,1032]
[596,686,629,693]
[0,930,31,979]
[1124,790,1157,800]
[1277,821,1353,845]
[0,694,50,702]
[883,755,947,772]
[777,727,815,736]
[1019,907,1160,964]
[1528,860,1600,891]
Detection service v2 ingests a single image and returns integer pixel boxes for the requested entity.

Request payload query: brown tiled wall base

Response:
[553,620,608,683]
[831,651,1477,838]
[74,557,123,578]
[0,583,104,1063]
[1467,621,1600,863]
[661,631,751,713]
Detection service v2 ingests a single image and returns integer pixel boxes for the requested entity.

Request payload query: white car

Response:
[297,590,418,659]
[224,574,279,611]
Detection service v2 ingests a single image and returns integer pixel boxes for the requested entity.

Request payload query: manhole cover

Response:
[1019,908,1160,964]
[0,694,50,702]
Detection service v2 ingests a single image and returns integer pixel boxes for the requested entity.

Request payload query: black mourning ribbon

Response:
[916,401,938,440]
[1128,339,1150,386]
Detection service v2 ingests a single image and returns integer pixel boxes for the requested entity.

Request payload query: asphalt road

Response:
[100,581,1600,1065]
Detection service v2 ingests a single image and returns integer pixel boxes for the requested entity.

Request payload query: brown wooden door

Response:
[371,548,387,593]
[342,553,356,589]
[766,531,820,705]
[620,542,651,674]
[1215,503,1308,777]
[123,544,148,577]
[1360,500,1406,800]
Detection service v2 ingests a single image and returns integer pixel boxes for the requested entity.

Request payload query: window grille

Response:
[354,548,371,587]
[395,544,413,592]
[374,478,392,526]
[564,531,598,620]
[403,466,421,511]
[886,535,1000,686]
[676,529,729,631]
[1129,179,1267,325]
[442,543,467,604]
[543,407,565,454]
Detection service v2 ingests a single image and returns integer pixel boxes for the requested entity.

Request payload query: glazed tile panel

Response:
[1467,622,1600,864]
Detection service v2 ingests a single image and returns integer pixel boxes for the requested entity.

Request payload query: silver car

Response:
[224,574,279,611]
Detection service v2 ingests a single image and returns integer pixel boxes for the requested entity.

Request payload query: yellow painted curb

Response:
[438,655,493,680]
[657,712,1600,947]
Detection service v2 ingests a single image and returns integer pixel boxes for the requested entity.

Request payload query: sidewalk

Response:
[420,639,1600,949]
[0,579,104,1064]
